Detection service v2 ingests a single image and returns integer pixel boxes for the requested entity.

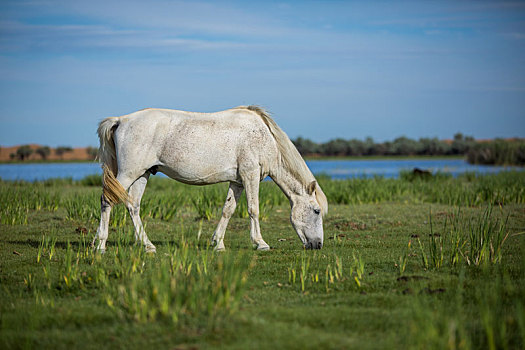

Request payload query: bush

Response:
[16,145,33,161]
[78,174,102,187]
[467,139,525,166]
[36,146,51,160]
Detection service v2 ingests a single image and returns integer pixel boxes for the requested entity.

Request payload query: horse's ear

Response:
[307,181,317,195]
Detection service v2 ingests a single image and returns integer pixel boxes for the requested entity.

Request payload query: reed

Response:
[287,250,365,292]
[64,194,99,222]
[24,231,252,328]
[104,236,251,326]
[0,183,59,224]
[408,266,525,349]
[407,206,511,270]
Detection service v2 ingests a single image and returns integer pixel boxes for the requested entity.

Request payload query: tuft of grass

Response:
[104,238,252,326]
[287,249,366,293]
[24,232,252,328]
[191,186,224,220]
[77,174,102,187]
[408,266,525,349]
[320,170,525,206]
[412,206,511,270]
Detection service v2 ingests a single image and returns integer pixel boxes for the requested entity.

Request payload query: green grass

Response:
[1,172,524,349]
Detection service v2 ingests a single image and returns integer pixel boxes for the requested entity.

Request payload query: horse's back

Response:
[113,108,278,184]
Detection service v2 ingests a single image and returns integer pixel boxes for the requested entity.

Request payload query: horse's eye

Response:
[313,208,321,215]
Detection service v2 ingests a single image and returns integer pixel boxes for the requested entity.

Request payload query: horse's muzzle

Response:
[304,240,323,250]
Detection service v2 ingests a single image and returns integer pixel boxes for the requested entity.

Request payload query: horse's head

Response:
[290,181,328,249]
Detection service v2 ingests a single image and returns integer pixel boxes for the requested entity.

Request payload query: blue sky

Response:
[1,0,524,147]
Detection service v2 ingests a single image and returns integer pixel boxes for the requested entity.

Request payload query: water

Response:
[0,163,101,181]
[306,158,523,179]
[0,159,522,182]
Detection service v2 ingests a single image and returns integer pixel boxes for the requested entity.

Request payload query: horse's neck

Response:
[270,165,306,205]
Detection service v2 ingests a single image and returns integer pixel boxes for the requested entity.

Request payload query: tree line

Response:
[7,146,98,161]
[5,135,524,166]
[292,133,525,166]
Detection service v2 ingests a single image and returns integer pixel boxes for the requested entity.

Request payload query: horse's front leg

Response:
[212,182,243,251]
[243,172,270,251]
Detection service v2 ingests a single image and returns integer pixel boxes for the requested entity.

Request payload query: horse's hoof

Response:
[145,246,156,253]
[213,244,226,252]
[256,244,270,251]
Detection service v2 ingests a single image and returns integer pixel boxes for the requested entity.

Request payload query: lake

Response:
[0,159,522,182]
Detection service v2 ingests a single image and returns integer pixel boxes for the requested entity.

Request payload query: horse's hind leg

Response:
[93,195,112,253]
[211,182,243,251]
[126,173,156,253]
[93,170,151,253]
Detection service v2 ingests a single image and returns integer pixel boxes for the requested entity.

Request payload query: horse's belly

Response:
[158,160,238,185]
[157,118,252,184]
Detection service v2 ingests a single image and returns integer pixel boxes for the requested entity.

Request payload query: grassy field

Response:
[1,172,524,349]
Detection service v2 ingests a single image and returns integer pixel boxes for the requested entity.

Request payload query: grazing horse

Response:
[93,106,327,252]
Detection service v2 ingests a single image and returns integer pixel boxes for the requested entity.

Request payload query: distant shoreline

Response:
[0,144,95,163]
[0,159,97,164]
[2,142,522,166]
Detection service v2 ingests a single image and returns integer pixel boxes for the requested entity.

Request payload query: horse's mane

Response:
[235,105,328,215]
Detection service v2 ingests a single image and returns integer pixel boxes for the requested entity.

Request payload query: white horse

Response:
[93,106,327,253]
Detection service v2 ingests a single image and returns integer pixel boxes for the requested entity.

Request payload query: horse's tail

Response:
[97,117,129,205]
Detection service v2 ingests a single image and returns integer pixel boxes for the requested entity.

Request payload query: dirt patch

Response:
[332,219,367,231]
[421,287,446,294]
[397,275,429,282]
[435,211,455,219]
[328,233,346,240]
[75,227,88,235]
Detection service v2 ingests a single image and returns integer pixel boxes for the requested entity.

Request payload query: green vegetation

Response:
[14,145,34,161]
[86,146,98,160]
[54,146,73,159]
[467,139,525,166]
[35,146,51,160]
[1,172,524,349]
[293,134,525,166]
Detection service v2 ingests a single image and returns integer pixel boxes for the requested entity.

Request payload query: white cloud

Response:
[41,0,291,37]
